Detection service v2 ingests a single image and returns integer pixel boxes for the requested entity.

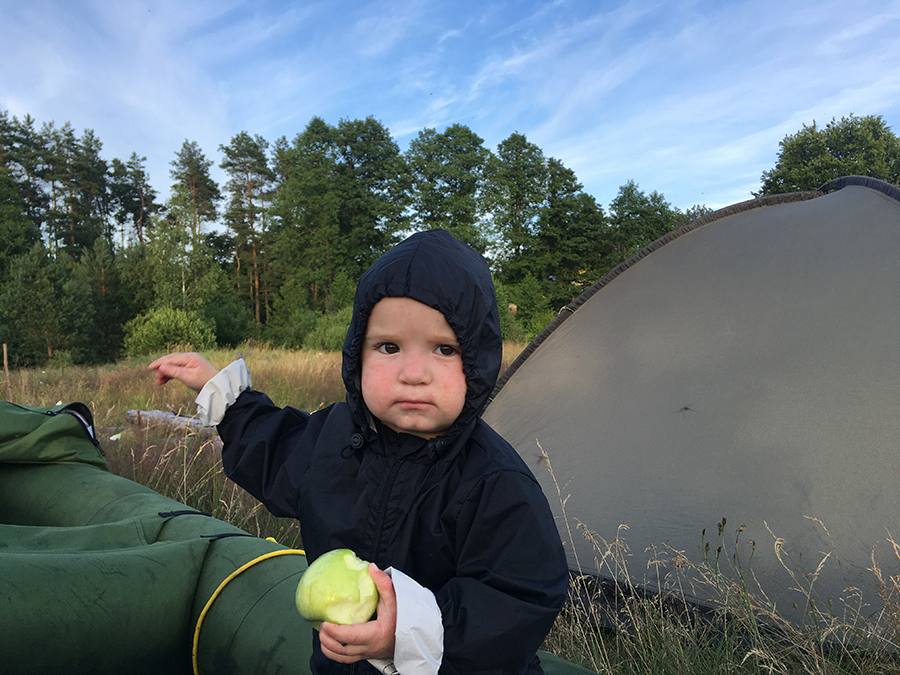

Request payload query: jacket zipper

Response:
[371,456,404,561]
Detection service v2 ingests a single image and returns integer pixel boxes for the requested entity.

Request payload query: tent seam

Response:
[489,176,900,400]
[489,190,822,399]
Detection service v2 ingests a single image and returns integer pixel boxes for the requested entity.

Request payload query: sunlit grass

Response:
[1,341,524,554]
[6,341,899,673]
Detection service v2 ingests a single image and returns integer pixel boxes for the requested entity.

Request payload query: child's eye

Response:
[436,345,459,357]
[376,342,399,355]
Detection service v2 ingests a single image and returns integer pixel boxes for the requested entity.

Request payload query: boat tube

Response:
[0,400,593,675]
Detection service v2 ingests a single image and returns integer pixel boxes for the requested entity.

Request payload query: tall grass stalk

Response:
[6,343,899,673]
[3,342,525,550]
[538,441,900,674]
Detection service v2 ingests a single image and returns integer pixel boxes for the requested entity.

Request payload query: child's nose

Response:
[399,354,430,384]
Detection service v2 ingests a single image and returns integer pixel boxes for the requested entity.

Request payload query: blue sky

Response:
[2,0,898,213]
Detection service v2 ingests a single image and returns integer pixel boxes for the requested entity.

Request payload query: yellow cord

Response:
[192,547,306,675]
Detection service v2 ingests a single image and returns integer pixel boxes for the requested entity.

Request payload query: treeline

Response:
[3,111,897,369]
[0,110,713,367]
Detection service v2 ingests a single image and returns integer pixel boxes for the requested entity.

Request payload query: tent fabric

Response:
[490,189,821,396]
[483,177,900,626]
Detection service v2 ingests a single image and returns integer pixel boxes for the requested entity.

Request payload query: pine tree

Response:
[220,131,274,323]
[110,152,158,245]
[535,158,609,305]
[39,123,110,258]
[169,140,221,243]
[0,166,39,280]
[73,237,133,362]
[0,244,86,366]
[608,180,680,262]
[270,116,410,312]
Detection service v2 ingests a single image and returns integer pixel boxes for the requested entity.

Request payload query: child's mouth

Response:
[398,400,431,409]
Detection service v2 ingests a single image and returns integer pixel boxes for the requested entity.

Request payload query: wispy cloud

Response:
[351,0,429,57]
[1,0,898,211]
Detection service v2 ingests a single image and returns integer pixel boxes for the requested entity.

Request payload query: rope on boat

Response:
[192,545,306,675]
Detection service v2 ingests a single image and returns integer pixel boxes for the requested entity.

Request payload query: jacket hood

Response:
[341,229,502,438]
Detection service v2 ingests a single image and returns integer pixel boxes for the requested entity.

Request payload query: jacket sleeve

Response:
[194,359,253,427]
[437,468,569,675]
[215,388,317,519]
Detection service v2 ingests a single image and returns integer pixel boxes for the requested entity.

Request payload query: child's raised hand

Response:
[318,564,397,664]
[148,352,219,393]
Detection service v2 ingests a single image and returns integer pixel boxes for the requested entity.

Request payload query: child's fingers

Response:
[369,564,397,615]
[319,623,367,663]
[149,352,195,370]
[153,371,172,385]
[149,355,176,373]
[148,353,211,388]
[317,569,397,663]
[156,363,182,382]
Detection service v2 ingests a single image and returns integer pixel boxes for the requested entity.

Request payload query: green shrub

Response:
[525,308,556,339]
[495,280,538,342]
[203,299,255,347]
[324,270,356,313]
[304,306,353,352]
[266,306,320,349]
[123,306,216,355]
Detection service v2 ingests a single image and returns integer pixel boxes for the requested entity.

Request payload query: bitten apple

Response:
[295,549,379,629]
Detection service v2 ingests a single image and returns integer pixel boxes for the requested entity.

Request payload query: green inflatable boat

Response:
[0,400,593,675]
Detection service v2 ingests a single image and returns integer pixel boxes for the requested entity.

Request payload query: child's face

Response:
[361,297,467,439]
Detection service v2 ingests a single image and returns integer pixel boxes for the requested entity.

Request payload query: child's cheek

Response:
[360,361,390,414]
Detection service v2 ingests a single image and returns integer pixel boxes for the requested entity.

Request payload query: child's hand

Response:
[318,564,397,664]
[148,352,219,393]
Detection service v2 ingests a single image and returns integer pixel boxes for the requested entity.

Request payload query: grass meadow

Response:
[4,344,900,674]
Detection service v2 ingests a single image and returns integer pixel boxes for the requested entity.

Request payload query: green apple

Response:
[295,549,379,628]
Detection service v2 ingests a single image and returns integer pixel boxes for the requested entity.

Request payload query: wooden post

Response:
[3,344,11,403]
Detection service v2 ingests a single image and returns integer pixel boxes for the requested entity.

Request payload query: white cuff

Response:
[194,359,252,427]
[368,567,442,675]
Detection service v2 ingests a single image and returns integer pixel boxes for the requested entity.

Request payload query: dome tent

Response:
[483,176,900,628]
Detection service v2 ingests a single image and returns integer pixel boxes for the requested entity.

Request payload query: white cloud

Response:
[1,0,898,213]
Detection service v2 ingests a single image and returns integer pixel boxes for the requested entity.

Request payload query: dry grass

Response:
[102,422,304,547]
[1,341,526,551]
[537,441,900,674]
[9,342,898,673]
[1,342,350,549]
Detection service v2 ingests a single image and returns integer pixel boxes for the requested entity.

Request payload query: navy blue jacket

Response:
[219,230,568,675]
